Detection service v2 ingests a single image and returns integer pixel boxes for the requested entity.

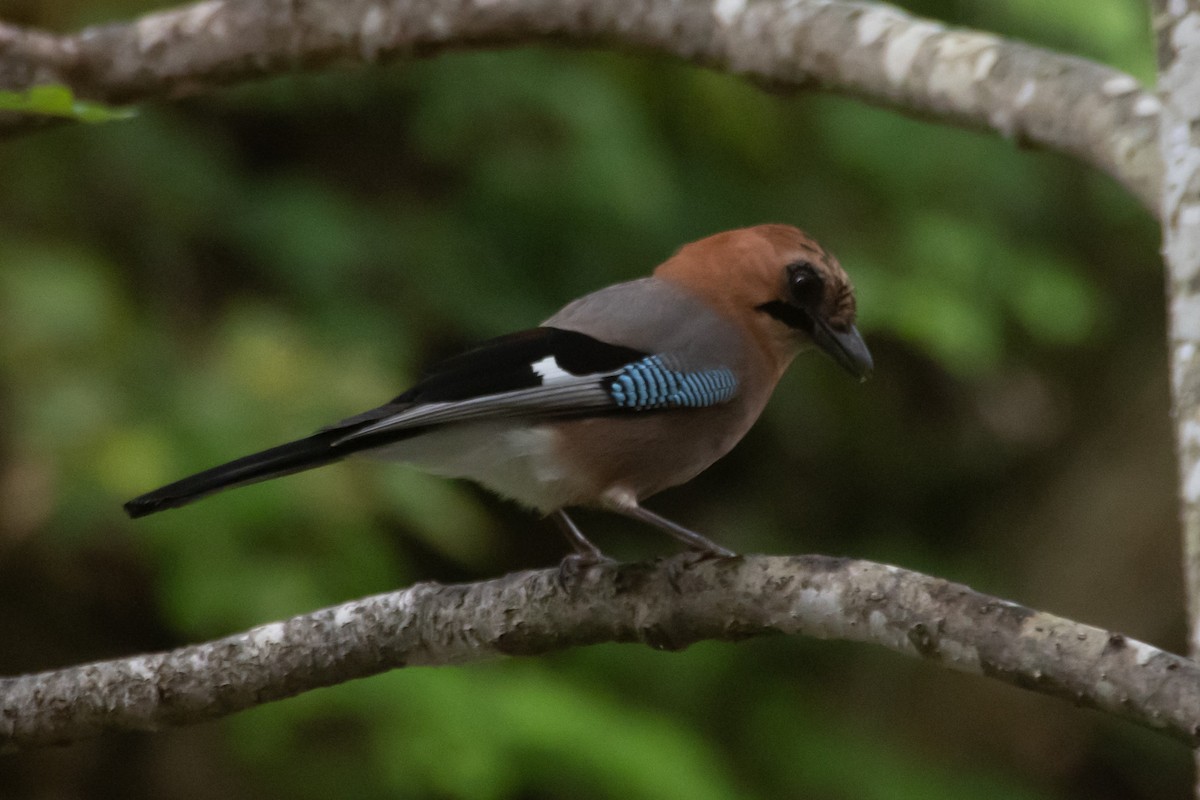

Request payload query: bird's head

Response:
[655,224,873,380]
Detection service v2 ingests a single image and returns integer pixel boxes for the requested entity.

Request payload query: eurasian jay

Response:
[124,224,872,562]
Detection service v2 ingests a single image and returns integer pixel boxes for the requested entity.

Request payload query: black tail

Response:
[124,430,353,519]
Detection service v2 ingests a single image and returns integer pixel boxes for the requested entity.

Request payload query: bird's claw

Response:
[665,547,739,592]
[556,551,617,591]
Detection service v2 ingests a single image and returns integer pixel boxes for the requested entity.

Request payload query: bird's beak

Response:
[812,320,873,381]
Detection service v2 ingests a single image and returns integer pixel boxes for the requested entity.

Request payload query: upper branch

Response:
[1,554,1196,751]
[0,0,1163,213]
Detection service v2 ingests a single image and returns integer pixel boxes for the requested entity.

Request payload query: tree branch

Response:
[0,0,1162,213]
[1,553,1196,751]
[1151,0,1200,792]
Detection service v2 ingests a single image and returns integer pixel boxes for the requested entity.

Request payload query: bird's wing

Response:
[331,325,740,444]
[124,280,745,519]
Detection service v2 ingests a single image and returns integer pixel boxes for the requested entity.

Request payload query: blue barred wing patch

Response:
[607,356,738,410]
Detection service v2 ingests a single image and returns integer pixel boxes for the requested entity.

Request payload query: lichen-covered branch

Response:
[1,554,1195,751]
[1151,0,1200,790]
[1156,0,1200,646]
[0,0,1162,212]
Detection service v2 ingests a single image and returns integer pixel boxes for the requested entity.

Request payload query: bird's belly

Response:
[550,403,760,503]
[367,422,581,513]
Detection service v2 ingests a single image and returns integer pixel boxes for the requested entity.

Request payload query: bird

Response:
[124,224,872,563]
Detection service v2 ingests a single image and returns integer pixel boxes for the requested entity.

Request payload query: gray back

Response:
[544,278,748,371]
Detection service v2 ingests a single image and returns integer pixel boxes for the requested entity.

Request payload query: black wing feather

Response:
[124,327,646,518]
[394,327,646,404]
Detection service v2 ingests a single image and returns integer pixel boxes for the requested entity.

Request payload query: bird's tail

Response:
[123,430,351,519]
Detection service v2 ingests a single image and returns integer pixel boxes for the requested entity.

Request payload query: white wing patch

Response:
[531,355,573,384]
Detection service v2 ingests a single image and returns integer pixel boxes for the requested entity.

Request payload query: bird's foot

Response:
[664,548,739,592]
[556,551,618,591]
[551,509,617,590]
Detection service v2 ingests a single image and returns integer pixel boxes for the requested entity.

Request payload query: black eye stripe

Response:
[756,300,813,332]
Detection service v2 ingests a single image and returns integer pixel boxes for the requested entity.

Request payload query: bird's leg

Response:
[552,510,615,579]
[618,504,737,558]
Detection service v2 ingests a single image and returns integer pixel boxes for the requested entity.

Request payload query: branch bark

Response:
[1,554,1196,751]
[0,0,1163,213]
[1151,0,1200,792]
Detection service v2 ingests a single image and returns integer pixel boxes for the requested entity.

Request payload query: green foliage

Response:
[742,687,1044,800]
[0,1,1181,799]
[237,665,746,800]
[972,0,1156,81]
[857,211,1102,374]
[0,84,136,122]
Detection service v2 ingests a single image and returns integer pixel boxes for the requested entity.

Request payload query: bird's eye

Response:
[787,262,824,309]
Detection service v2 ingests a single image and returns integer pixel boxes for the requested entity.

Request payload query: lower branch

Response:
[1,553,1195,750]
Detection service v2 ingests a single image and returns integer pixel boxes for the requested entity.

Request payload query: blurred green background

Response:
[0,0,1184,797]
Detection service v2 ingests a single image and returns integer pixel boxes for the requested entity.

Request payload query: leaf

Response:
[26,84,74,114]
[0,84,136,123]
